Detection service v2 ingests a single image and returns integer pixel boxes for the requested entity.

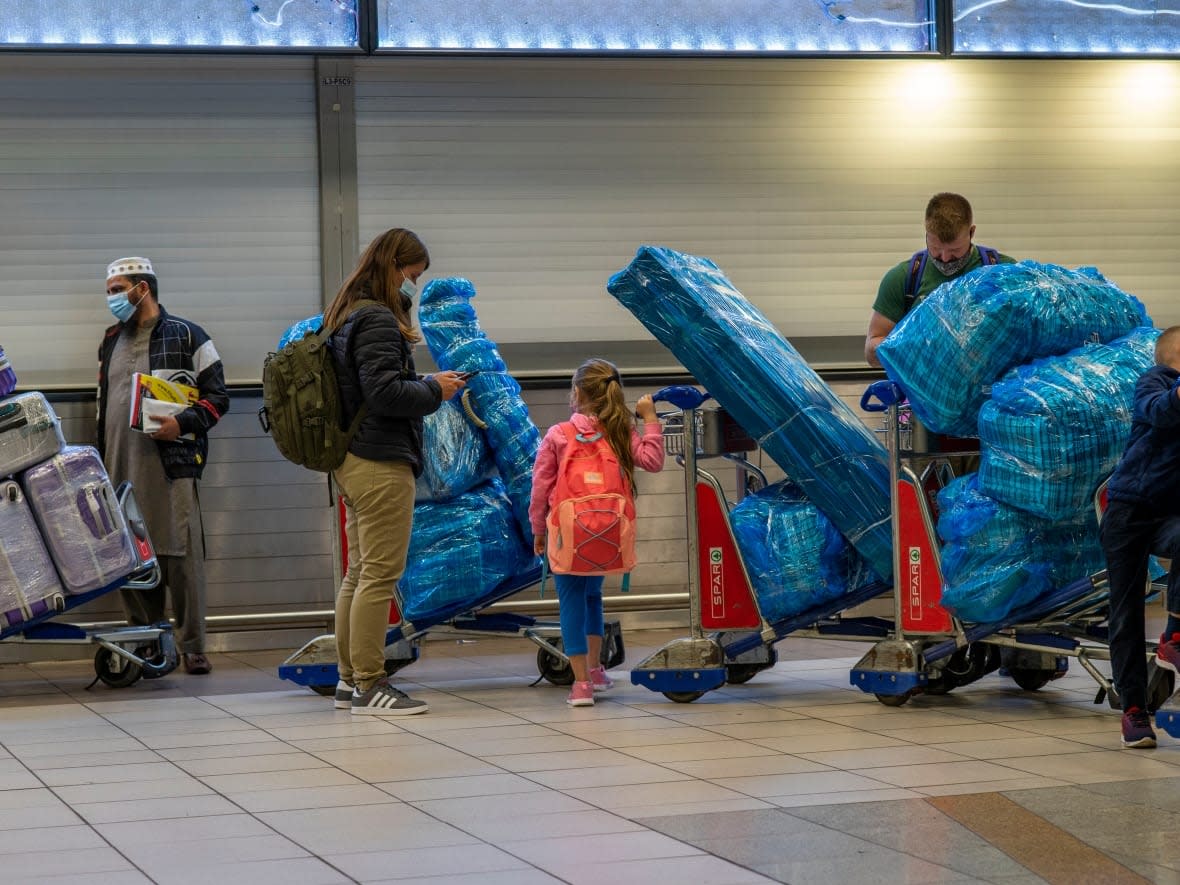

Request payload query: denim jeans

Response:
[1101,500,1180,710]
[554,574,605,656]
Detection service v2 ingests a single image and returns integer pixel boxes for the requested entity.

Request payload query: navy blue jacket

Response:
[328,297,442,476]
[1107,364,1180,513]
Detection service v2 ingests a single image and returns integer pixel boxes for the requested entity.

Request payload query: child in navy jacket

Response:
[1102,325,1180,748]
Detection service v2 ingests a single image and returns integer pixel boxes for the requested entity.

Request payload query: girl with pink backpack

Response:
[529,358,665,706]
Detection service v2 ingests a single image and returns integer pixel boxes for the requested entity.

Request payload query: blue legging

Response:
[554,574,605,656]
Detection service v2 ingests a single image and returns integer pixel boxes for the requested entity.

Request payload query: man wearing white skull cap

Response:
[98,257,230,675]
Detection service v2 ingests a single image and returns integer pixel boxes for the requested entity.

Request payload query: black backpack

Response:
[257,300,377,473]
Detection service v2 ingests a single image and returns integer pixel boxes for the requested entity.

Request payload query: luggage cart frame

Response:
[849,380,1174,710]
[1,481,178,688]
[629,385,892,703]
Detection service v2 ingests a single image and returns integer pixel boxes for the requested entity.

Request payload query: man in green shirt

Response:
[865,192,1014,367]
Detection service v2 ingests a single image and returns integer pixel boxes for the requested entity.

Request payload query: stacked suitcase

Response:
[0,392,138,629]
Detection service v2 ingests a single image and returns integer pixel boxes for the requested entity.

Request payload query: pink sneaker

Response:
[1157,633,1180,674]
[589,666,614,692]
[567,680,595,707]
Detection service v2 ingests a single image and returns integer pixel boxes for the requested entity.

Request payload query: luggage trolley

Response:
[850,379,1175,710]
[1,481,178,689]
[629,385,892,703]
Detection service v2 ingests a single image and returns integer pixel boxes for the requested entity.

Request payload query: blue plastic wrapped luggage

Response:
[278,314,323,350]
[400,478,534,624]
[730,481,878,624]
[978,327,1159,520]
[877,262,1151,437]
[608,245,893,580]
[419,278,541,542]
[416,399,496,503]
[936,474,1102,624]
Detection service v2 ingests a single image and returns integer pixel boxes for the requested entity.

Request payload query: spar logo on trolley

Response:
[709,547,725,618]
[908,546,923,619]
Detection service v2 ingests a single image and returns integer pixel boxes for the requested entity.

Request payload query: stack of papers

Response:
[129,372,198,434]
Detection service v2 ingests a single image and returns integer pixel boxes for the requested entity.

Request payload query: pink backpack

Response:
[546,423,637,575]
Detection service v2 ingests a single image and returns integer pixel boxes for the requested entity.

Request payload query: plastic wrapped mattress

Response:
[608,245,893,580]
[730,481,878,624]
[419,278,541,543]
[877,262,1151,437]
[978,327,1159,520]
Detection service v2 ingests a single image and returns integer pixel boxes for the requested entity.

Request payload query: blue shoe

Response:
[1121,706,1157,749]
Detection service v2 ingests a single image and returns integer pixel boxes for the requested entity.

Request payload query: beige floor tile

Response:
[372,871,563,885]
[147,857,351,885]
[440,808,643,843]
[501,829,701,869]
[548,853,775,885]
[157,739,303,762]
[311,744,500,782]
[622,739,780,763]
[486,747,638,772]
[597,725,727,748]
[376,772,545,802]
[74,793,242,824]
[851,759,1030,788]
[233,783,400,814]
[257,803,479,855]
[926,735,1098,759]
[794,745,971,769]
[525,762,693,790]
[915,775,1072,796]
[567,779,756,810]
[767,787,925,807]
[617,797,775,819]
[998,749,1180,784]
[874,722,1041,743]
[37,760,182,788]
[202,767,363,794]
[665,753,831,779]
[329,843,532,881]
[0,824,106,853]
[0,846,138,879]
[96,812,275,847]
[174,751,328,777]
[751,731,909,754]
[120,834,309,870]
[54,777,214,806]
[711,770,891,798]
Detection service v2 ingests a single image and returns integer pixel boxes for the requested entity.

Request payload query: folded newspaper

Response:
[129,372,198,434]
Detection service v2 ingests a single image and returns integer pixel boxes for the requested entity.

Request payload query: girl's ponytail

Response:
[572,359,636,493]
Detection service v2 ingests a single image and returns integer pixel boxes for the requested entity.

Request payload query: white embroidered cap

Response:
[106,257,155,281]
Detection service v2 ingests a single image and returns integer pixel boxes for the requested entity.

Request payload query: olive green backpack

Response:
[258,300,378,473]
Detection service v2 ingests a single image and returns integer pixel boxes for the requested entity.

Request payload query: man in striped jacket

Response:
[98,257,229,675]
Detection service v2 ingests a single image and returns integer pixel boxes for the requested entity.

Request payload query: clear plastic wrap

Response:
[0,479,66,628]
[278,314,323,350]
[400,478,535,624]
[730,481,878,624]
[607,245,893,580]
[419,278,540,542]
[978,327,1159,520]
[0,392,66,478]
[877,261,1151,437]
[415,399,496,503]
[936,474,1102,624]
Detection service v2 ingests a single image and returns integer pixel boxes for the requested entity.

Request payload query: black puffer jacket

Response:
[1107,364,1180,514]
[329,298,442,476]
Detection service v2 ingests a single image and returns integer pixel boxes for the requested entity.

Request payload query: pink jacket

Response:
[529,411,665,538]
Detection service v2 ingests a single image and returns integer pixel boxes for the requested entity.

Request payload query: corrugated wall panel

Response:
[0,54,323,387]
[355,57,1180,355]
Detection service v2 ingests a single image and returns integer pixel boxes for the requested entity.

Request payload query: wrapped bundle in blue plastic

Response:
[278,314,323,350]
[608,245,893,580]
[400,478,534,623]
[419,278,540,542]
[730,481,878,624]
[877,262,1151,437]
[936,475,1054,623]
[978,327,1159,520]
[416,399,496,503]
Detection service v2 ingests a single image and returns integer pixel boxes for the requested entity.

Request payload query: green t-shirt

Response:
[872,246,1016,323]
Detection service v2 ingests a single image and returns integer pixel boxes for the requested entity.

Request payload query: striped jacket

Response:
[97,305,229,480]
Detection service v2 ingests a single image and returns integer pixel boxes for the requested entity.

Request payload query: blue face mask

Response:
[399,277,418,300]
[106,288,137,323]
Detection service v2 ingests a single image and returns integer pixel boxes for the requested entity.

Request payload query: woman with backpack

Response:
[529,358,664,706]
[324,228,466,715]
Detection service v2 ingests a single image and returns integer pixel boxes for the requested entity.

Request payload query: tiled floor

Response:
[2,630,1180,884]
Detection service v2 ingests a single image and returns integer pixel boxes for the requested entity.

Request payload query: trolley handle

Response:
[860,380,906,413]
[653,385,711,410]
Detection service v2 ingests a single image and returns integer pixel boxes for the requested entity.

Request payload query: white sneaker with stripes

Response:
[351,678,429,716]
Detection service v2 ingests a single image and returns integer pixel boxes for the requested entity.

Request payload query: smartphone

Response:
[458,370,481,380]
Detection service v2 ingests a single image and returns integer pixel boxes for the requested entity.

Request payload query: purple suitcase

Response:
[21,446,137,594]
[0,392,66,478]
[0,480,67,627]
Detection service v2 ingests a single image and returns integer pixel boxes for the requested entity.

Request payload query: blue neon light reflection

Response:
[954,0,1180,53]
[0,0,359,49]
[378,0,933,53]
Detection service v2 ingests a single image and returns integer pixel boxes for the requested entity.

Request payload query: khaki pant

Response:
[120,504,207,654]
[332,454,415,692]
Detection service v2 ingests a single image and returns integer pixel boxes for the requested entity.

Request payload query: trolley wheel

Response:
[537,638,574,686]
[93,647,143,689]
[663,691,706,703]
[135,642,170,679]
[726,647,777,685]
[1007,667,1055,692]
[874,692,912,707]
[309,684,336,698]
[922,673,956,695]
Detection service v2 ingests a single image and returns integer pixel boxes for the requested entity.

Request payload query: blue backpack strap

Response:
[902,249,928,310]
[977,245,999,266]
